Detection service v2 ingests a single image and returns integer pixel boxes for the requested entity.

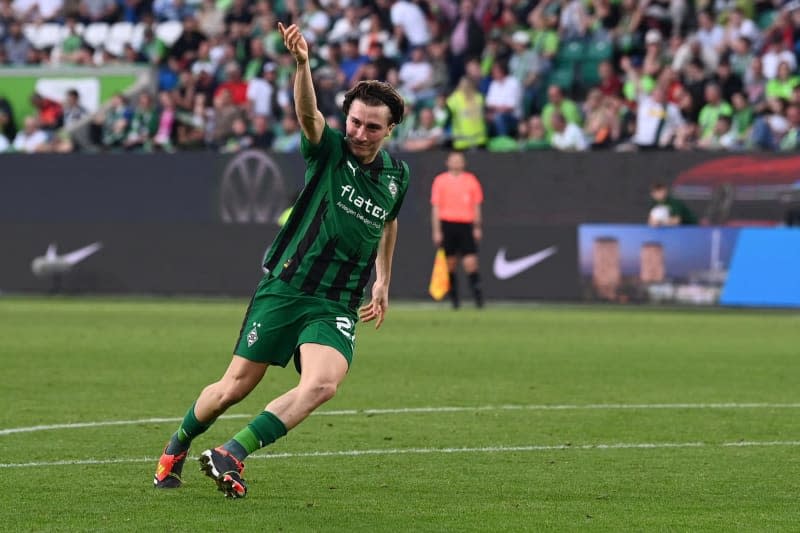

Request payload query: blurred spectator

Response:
[446,75,487,150]
[243,37,269,80]
[175,92,207,148]
[272,113,301,153]
[712,59,743,103]
[648,182,696,226]
[328,5,360,44]
[541,84,580,135]
[765,61,799,101]
[62,88,87,127]
[779,103,800,151]
[210,87,243,147]
[697,83,732,139]
[744,54,767,109]
[250,113,273,150]
[762,32,796,80]
[518,114,551,150]
[158,56,183,91]
[124,91,159,150]
[398,44,435,104]
[401,106,444,151]
[140,26,168,65]
[219,115,252,153]
[96,92,131,149]
[508,30,542,118]
[485,60,521,137]
[390,0,431,53]
[0,130,8,152]
[597,59,622,97]
[447,0,486,85]
[730,91,753,145]
[3,20,30,65]
[363,41,398,82]
[694,10,724,52]
[223,0,251,27]
[12,0,64,22]
[215,62,248,105]
[247,61,278,118]
[31,92,63,131]
[630,85,684,149]
[697,114,738,150]
[153,90,177,150]
[559,0,589,41]
[298,0,330,46]
[359,12,399,58]
[749,97,789,151]
[550,111,588,151]
[340,36,369,86]
[169,15,206,63]
[195,0,224,38]
[0,94,18,140]
[12,116,49,152]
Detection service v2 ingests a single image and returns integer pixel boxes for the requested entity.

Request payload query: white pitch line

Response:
[2,440,800,469]
[3,403,800,436]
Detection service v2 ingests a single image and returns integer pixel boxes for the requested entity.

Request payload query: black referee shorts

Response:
[441,221,477,256]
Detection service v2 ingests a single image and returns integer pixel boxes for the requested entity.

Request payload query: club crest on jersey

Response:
[247,322,261,347]
[388,180,398,198]
[346,160,357,176]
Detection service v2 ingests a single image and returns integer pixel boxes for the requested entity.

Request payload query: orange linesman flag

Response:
[428,248,450,301]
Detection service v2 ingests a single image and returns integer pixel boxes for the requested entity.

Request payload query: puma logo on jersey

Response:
[346,160,357,176]
[339,185,387,221]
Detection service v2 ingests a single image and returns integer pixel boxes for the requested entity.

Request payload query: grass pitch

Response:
[1,297,799,531]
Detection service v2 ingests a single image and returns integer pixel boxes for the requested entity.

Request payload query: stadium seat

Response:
[757,10,777,30]
[586,40,612,62]
[580,60,601,88]
[83,22,110,48]
[108,22,134,47]
[555,41,586,66]
[130,23,147,50]
[36,23,63,49]
[156,20,183,47]
[547,65,575,91]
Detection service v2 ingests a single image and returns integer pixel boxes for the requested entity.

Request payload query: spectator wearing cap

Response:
[509,30,543,117]
[698,83,733,139]
[390,0,431,53]
[247,61,279,119]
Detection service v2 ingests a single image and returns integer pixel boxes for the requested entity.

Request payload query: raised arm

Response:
[278,22,326,144]
[359,218,398,329]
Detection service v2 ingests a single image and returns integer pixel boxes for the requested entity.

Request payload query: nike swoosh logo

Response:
[493,246,558,280]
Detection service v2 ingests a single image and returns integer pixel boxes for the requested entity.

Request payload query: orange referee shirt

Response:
[430,171,483,223]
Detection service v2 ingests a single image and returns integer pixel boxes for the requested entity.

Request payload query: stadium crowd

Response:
[1,0,799,154]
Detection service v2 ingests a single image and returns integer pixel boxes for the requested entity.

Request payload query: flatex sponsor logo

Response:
[493,246,558,280]
[220,150,287,223]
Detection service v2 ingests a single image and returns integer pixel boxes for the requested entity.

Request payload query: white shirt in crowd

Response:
[485,76,523,117]
[398,60,433,92]
[13,129,49,153]
[0,134,9,153]
[552,122,589,151]
[247,78,275,117]
[633,94,685,147]
[390,0,431,46]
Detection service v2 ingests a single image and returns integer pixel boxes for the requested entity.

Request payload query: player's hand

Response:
[278,22,309,65]
[359,282,388,329]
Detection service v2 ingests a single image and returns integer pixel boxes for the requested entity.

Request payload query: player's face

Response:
[345,100,395,164]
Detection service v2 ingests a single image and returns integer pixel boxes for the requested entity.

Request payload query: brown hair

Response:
[342,80,405,126]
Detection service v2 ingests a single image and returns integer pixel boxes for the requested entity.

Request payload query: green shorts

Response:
[234,275,357,372]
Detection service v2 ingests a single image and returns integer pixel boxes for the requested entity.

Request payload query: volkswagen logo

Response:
[220,150,287,223]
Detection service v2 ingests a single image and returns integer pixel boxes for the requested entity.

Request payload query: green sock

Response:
[223,411,287,461]
[165,403,212,454]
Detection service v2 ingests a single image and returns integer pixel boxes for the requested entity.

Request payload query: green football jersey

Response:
[263,124,410,309]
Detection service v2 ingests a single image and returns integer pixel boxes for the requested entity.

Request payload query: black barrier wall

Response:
[2,150,795,299]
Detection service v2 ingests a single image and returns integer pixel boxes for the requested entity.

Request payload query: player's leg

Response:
[201,344,348,498]
[154,356,267,488]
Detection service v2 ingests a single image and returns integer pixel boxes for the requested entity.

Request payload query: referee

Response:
[431,151,484,309]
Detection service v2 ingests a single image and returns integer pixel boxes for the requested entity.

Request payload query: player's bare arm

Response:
[431,204,442,247]
[359,218,398,329]
[278,22,325,144]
